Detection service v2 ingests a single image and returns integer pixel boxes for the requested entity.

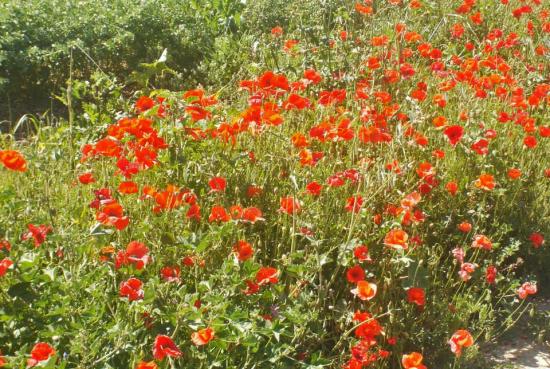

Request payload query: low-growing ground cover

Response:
[0,0,549,368]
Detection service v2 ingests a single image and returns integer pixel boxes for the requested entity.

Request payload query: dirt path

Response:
[486,299,550,369]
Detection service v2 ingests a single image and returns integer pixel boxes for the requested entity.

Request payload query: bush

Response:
[0,0,248,119]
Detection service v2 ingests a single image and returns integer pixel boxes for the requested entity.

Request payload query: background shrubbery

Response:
[0,0,248,119]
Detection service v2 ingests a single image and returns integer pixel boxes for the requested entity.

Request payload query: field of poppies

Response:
[0,0,549,368]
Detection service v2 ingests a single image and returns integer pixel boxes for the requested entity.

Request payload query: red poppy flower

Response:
[27,342,56,367]
[517,282,537,299]
[529,232,544,248]
[486,265,497,285]
[153,185,185,212]
[21,224,52,247]
[116,241,150,270]
[160,266,180,283]
[209,176,227,193]
[78,172,95,184]
[233,240,254,261]
[279,197,301,215]
[402,352,427,369]
[353,245,371,262]
[351,280,377,301]
[507,168,522,180]
[136,361,158,369]
[474,174,495,191]
[459,263,477,281]
[355,3,373,15]
[242,207,264,223]
[243,280,260,295]
[0,258,13,277]
[118,181,139,194]
[119,277,144,301]
[271,26,283,36]
[384,229,409,250]
[445,181,458,195]
[191,327,215,346]
[0,150,27,172]
[449,330,474,356]
[153,335,182,360]
[303,69,322,85]
[472,234,492,250]
[458,221,472,233]
[524,135,537,148]
[96,201,129,230]
[209,205,231,223]
[443,125,464,146]
[256,267,279,285]
[283,94,311,110]
[186,204,201,221]
[306,181,323,196]
[0,239,11,252]
[345,195,363,213]
[135,96,155,112]
[346,265,365,283]
[247,185,263,198]
[407,287,426,306]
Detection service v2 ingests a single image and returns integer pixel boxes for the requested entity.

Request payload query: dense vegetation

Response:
[0,0,549,368]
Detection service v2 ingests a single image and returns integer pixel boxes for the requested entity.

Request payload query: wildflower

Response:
[529,233,544,248]
[384,229,409,250]
[486,265,497,285]
[22,224,52,247]
[402,352,427,369]
[209,206,230,223]
[353,311,383,339]
[279,197,301,214]
[445,181,458,195]
[458,263,477,281]
[160,266,180,283]
[345,195,363,213]
[243,280,260,295]
[351,280,377,301]
[306,181,323,196]
[233,240,254,261]
[443,125,464,146]
[354,245,371,262]
[346,265,365,283]
[472,235,492,250]
[118,181,139,194]
[191,327,214,346]
[153,335,182,360]
[0,258,13,277]
[27,343,55,367]
[449,330,474,356]
[507,168,522,180]
[458,221,472,233]
[78,172,95,184]
[0,239,11,252]
[115,241,150,270]
[517,282,537,299]
[242,207,264,223]
[407,287,426,307]
[474,174,496,191]
[208,176,227,193]
[271,26,283,37]
[0,150,27,172]
[256,267,279,285]
[136,361,158,369]
[119,277,144,301]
